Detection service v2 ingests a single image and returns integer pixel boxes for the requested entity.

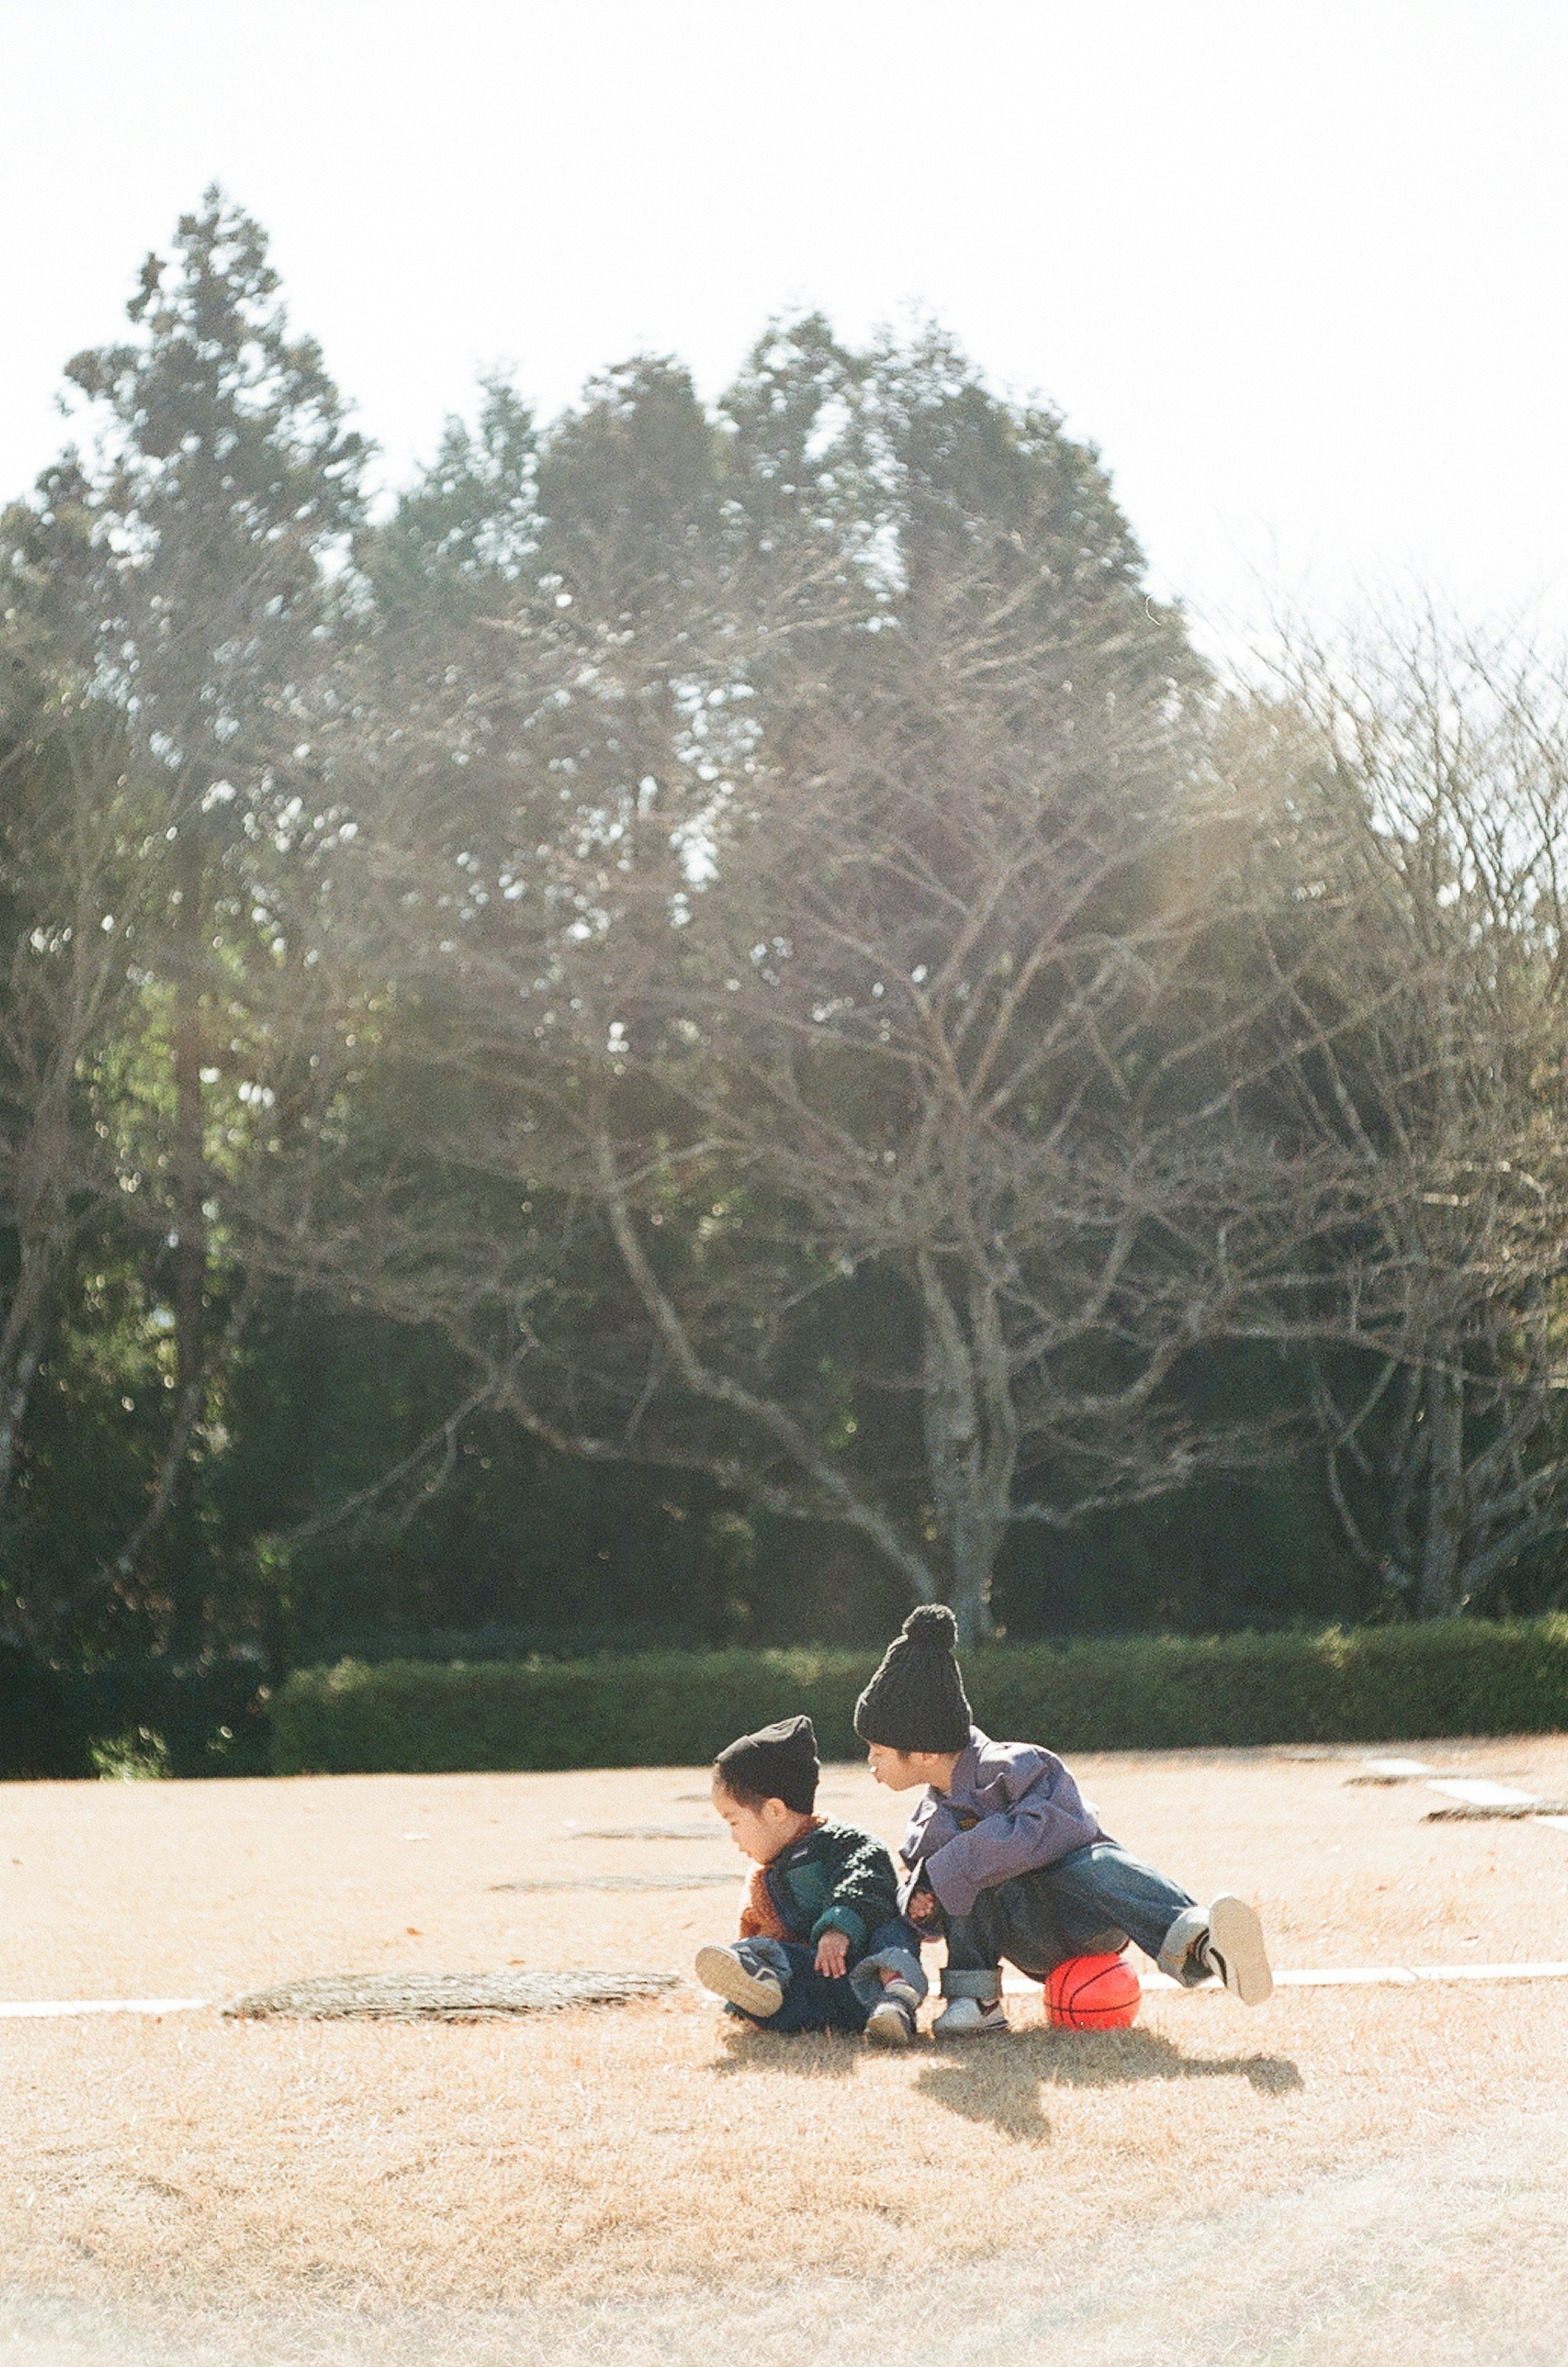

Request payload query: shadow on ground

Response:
[913,2053,1054,2141]
[913,2027,1303,2143]
[708,2028,862,2079]
[706,2018,1302,2124]
[1034,2026,1303,2094]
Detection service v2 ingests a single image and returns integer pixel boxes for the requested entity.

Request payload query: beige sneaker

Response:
[694,1944,784,2018]
[1204,1896,1273,2005]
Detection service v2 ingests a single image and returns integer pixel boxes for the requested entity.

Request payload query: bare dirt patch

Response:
[2,1740,1566,2362]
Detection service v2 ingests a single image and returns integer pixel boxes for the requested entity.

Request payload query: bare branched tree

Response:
[1236,614,1568,1615]
[315,353,1387,1641]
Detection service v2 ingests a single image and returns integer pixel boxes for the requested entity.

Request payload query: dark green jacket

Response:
[755,1818,902,1955]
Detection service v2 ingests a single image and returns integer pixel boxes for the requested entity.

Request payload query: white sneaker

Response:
[932,1995,1009,2038]
[864,1990,918,2047]
[1204,1896,1273,2005]
[694,1944,784,2017]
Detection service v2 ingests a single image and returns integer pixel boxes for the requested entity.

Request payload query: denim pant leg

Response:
[1031,1842,1209,1984]
[940,1876,1113,1997]
[733,1937,870,2035]
[848,1916,928,2015]
[943,1843,1205,1993]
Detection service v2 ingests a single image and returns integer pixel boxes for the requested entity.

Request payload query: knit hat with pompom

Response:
[853,1604,973,1754]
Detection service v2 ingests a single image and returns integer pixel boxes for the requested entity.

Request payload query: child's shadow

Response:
[915,2051,1054,2143]
[915,2027,1303,2146]
[1035,2026,1303,2096]
[708,2027,862,2080]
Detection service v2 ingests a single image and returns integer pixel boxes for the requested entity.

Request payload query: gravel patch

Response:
[224,1969,679,2020]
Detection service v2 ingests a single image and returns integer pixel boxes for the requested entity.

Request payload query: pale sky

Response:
[4,0,1566,655]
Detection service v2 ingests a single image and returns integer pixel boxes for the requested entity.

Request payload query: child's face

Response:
[866,1743,935,1791]
[710,1779,799,1862]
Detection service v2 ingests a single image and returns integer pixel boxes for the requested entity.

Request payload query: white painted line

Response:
[1274,1967,1415,1987]
[1426,1778,1537,1807]
[1537,1816,1568,1834]
[18,1959,1568,2020]
[1363,1757,1436,1779]
[1411,1961,1568,1982]
[0,1997,209,2020]
[1001,1960,1568,1998]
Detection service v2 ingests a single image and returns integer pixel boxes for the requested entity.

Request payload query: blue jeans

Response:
[941,1841,1211,1999]
[728,1917,927,2034]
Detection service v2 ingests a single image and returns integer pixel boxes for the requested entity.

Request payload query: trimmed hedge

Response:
[271,1615,1568,1774]
[0,1647,271,1779]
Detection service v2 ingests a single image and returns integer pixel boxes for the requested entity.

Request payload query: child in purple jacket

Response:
[855,1604,1273,2036]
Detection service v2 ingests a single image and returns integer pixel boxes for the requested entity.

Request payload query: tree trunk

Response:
[0,1244,53,1505]
[1417,1368,1466,1619]
[947,1497,1009,1648]
[168,825,209,1654]
[0,1116,73,1511]
[917,1252,1016,1645]
[106,1270,262,1621]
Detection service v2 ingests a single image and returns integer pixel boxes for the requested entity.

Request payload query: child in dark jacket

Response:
[694,1714,927,2045]
[855,1606,1274,2036]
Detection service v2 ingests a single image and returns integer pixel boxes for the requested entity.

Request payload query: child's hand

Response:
[814,1928,851,1977]
[907,1883,941,1931]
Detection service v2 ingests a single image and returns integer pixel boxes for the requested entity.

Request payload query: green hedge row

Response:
[0,1647,271,1779]
[271,1615,1568,1773]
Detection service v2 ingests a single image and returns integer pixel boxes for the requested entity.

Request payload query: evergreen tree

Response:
[23,188,367,1649]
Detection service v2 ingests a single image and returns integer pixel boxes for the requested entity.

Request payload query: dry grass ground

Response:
[3,1738,1568,2365]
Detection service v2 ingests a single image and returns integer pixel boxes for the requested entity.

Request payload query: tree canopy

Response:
[5,193,1568,1667]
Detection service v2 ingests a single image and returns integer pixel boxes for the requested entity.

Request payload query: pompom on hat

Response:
[853,1603,973,1754]
[714,1713,820,1812]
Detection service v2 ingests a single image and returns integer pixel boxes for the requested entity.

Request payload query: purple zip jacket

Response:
[899,1728,1108,1918]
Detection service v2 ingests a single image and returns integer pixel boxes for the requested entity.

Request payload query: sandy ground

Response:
[2,1739,1568,2365]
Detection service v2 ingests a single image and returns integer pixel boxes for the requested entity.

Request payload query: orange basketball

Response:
[1045,1951,1142,2030]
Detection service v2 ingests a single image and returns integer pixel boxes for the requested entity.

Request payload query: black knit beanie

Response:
[853,1604,973,1753]
[714,1714,820,1813]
